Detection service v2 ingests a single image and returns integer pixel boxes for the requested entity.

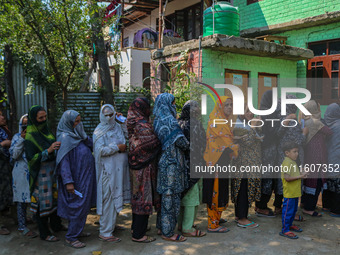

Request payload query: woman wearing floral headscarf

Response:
[24,105,64,242]
[301,100,332,217]
[93,104,131,243]
[56,110,96,248]
[324,103,340,217]
[127,97,161,243]
[153,93,189,242]
[203,96,238,233]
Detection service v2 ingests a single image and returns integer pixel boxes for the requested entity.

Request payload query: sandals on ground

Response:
[99,235,121,243]
[207,226,230,233]
[0,226,10,235]
[237,221,259,229]
[303,211,322,217]
[182,229,206,237]
[132,236,156,243]
[44,235,59,242]
[279,231,299,239]
[294,215,305,222]
[162,234,187,242]
[65,239,86,249]
[256,210,275,218]
[20,228,38,238]
[330,213,340,217]
[290,225,303,232]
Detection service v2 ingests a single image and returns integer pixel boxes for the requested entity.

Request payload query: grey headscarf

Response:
[56,110,87,166]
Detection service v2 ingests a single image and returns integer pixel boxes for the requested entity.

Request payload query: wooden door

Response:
[258,73,278,106]
[225,69,249,101]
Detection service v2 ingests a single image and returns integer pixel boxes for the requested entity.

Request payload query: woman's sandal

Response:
[162,234,187,242]
[132,236,156,243]
[303,211,322,217]
[330,213,340,218]
[207,226,230,233]
[65,239,86,249]
[0,226,10,235]
[294,215,305,222]
[290,225,303,232]
[99,235,121,243]
[279,231,299,239]
[182,229,206,238]
[237,221,259,229]
[44,235,59,242]
[20,228,38,238]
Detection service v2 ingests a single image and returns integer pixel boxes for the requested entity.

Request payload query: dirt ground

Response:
[0,197,339,255]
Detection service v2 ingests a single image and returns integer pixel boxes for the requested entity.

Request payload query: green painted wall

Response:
[233,0,340,31]
[201,49,297,121]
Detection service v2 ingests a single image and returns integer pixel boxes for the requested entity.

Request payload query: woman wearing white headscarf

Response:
[10,114,37,237]
[93,104,131,242]
[56,110,96,248]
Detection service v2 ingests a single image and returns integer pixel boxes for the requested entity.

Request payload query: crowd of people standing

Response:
[0,91,339,248]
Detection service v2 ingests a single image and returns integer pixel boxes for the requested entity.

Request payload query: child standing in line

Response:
[280,141,308,239]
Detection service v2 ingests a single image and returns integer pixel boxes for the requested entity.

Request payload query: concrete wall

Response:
[123,0,200,47]
[233,0,340,31]
[130,48,151,89]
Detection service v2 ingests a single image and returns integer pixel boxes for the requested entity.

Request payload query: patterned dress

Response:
[231,128,261,205]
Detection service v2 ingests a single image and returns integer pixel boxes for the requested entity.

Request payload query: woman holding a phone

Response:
[10,114,37,237]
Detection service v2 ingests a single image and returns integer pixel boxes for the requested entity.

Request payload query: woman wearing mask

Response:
[93,104,131,243]
[24,105,64,242]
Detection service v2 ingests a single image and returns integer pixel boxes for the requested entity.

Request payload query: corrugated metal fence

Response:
[57,92,143,135]
[12,55,47,119]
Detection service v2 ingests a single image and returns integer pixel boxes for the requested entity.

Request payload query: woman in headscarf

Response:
[56,110,97,248]
[301,100,332,217]
[324,103,340,217]
[231,105,261,228]
[177,101,206,237]
[10,114,37,237]
[203,96,238,233]
[93,104,131,243]
[255,90,282,217]
[0,109,12,235]
[127,97,161,243]
[153,93,189,242]
[24,105,64,242]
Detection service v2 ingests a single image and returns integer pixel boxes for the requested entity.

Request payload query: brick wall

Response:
[233,0,340,31]
[150,49,201,99]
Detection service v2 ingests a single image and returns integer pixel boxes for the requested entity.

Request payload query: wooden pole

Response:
[158,0,163,49]
[121,0,125,49]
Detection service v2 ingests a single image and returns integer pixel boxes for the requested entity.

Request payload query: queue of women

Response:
[0,91,339,248]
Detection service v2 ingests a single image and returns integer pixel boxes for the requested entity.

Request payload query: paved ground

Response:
[0,199,339,255]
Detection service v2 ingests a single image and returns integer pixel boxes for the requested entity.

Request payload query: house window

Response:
[307,39,340,104]
[110,66,120,91]
[123,37,129,48]
[157,3,202,41]
[142,63,151,90]
[247,0,263,5]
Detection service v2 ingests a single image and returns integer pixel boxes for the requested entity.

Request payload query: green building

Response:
[234,0,340,112]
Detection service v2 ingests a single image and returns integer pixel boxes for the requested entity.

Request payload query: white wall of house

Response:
[123,0,200,47]
[130,48,151,89]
